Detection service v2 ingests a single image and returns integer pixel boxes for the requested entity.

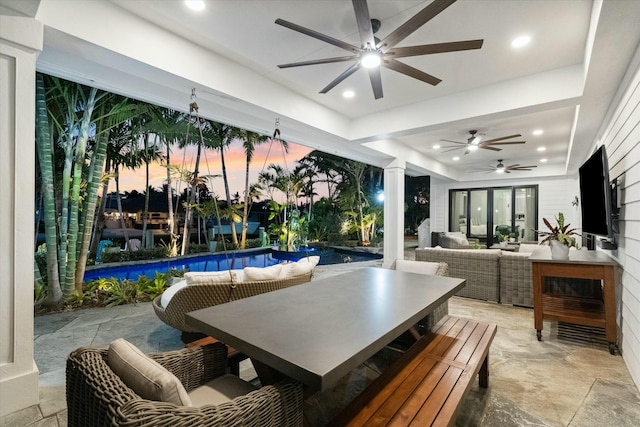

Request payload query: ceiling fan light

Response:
[471,135,482,145]
[361,52,381,69]
[496,168,505,174]
[468,145,479,151]
[184,0,205,11]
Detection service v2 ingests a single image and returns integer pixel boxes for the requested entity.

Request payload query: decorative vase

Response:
[550,240,570,260]
[499,241,508,248]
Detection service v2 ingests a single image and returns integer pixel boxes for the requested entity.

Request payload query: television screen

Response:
[578,145,612,238]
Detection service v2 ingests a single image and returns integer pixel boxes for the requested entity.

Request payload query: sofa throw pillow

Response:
[160,279,188,309]
[185,270,236,286]
[280,256,320,279]
[243,263,283,281]
[107,338,192,406]
[518,243,541,254]
[394,259,441,276]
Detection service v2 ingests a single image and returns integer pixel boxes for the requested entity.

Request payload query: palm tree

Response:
[236,130,271,248]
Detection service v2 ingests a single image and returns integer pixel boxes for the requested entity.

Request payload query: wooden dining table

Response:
[185,267,466,391]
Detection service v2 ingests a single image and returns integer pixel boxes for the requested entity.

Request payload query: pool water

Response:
[83,247,381,282]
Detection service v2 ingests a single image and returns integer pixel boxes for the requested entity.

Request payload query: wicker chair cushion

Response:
[244,263,284,281]
[107,338,192,406]
[393,259,442,276]
[518,243,540,254]
[188,374,258,407]
[280,256,320,279]
[185,270,237,285]
[161,280,188,308]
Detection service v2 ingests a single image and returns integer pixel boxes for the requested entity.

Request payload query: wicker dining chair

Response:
[66,342,304,427]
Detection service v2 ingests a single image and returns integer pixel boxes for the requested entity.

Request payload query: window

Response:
[449,185,538,246]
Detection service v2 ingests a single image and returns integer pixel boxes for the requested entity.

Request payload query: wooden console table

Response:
[530,248,618,354]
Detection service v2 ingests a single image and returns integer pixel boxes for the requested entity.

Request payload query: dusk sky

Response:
[117,137,314,202]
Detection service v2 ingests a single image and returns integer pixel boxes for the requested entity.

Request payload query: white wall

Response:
[594,42,640,389]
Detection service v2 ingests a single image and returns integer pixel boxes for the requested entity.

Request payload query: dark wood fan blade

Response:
[275,18,361,54]
[387,40,484,58]
[379,0,457,51]
[352,0,375,48]
[480,146,501,151]
[368,67,383,99]
[481,134,522,144]
[485,141,526,145]
[440,139,466,144]
[509,166,537,170]
[319,63,361,94]
[278,55,360,68]
[383,59,442,85]
[508,164,521,168]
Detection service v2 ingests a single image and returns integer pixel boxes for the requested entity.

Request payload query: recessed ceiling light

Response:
[511,35,531,49]
[537,147,546,152]
[532,129,544,136]
[433,144,441,149]
[453,156,460,161]
[342,90,355,98]
[185,0,205,11]
[540,158,548,163]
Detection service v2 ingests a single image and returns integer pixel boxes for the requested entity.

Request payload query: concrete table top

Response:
[186,267,466,391]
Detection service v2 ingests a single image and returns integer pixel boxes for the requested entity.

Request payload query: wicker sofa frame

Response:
[415,248,501,302]
[153,273,312,332]
[66,342,304,427]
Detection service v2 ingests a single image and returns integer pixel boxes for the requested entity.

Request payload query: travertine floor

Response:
[3,256,640,426]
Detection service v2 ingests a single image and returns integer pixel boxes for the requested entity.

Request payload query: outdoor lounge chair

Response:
[66,340,304,427]
[153,259,317,332]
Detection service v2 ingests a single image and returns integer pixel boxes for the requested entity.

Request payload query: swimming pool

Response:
[83,247,381,282]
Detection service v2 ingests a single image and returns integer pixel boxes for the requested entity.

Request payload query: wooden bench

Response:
[330,315,497,426]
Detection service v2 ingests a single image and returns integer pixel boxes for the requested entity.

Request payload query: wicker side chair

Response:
[153,274,312,332]
[500,251,533,307]
[66,342,304,427]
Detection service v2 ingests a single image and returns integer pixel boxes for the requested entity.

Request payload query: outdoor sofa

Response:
[153,257,318,332]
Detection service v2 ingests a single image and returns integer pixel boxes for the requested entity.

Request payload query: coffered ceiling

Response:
[4,0,640,182]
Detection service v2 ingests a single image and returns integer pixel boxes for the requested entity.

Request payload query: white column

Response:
[0,15,43,416]
[382,159,405,268]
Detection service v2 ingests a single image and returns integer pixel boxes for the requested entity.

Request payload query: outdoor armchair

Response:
[66,341,304,427]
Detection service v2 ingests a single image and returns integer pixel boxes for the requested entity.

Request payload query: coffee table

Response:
[186,267,466,391]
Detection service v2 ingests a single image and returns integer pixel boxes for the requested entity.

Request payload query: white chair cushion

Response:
[188,374,257,407]
[243,263,283,281]
[518,243,541,254]
[160,279,188,309]
[185,270,236,285]
[393,259,440,276]
[107,338,192,406]
[280,256,320,279]
[444,232,469,246]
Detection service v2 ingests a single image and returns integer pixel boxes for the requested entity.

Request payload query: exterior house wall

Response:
[594,43,640,388]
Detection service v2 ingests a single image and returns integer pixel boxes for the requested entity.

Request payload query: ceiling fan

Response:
[275,0,483,99]
[472,160,538,174]
[441,130,526,154]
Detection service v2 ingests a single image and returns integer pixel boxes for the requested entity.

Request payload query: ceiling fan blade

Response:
[388,40,484,58]
[379,0,457,51]
[480,146,501,151]
[440,139,466,144]
[505,170,511,174]
[319,63,361,94]
[352,0,376,48]
[275,18,361,54]
[485,141,526,145]
[508,164,521,168]
[278,55,360,68]
[368,67,383,99]
[510,166,537,170]
[442,146,464,153]
[383,59,442,85]
[481,134,522,144]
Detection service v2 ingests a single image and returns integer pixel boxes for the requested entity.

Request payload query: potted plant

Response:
[537,212,580,259]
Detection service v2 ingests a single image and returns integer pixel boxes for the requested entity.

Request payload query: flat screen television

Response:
[578,145,616,245]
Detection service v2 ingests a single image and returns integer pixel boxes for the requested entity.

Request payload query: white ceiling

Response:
[5,0,640,182]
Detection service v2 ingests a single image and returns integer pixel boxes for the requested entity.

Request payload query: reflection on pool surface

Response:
[83,247,381,282]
